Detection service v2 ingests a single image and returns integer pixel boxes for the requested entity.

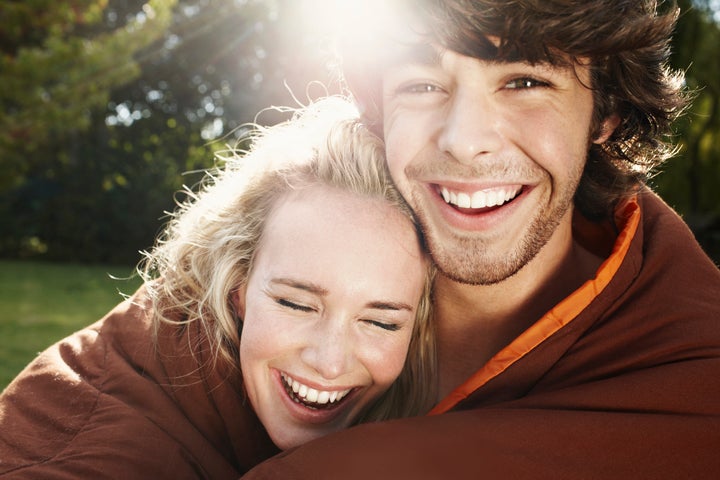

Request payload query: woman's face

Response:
[238,184,427,450]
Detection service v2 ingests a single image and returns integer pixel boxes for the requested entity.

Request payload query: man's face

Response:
[382,45,610,285]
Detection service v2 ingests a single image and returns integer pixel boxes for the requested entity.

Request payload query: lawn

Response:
[0,260,142,391]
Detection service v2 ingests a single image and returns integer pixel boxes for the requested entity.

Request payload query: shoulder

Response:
[634,190,720,302]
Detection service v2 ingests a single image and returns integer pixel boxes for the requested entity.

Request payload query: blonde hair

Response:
[140,97,437,420]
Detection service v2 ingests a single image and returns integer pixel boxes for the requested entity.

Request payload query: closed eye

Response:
[276,298,314,313]
[363,319,400,332]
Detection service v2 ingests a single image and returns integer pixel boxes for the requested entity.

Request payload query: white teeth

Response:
[457,192,471,208]
[440,186,521,209]
[486,190,498,207]
[281,373,351,405]
[470,190,487,207]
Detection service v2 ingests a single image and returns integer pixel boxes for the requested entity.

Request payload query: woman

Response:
[0,98,436,478]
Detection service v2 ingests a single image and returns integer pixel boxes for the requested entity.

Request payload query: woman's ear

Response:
[593,114,621,144]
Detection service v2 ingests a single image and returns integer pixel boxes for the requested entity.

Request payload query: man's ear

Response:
[593,114,621,144]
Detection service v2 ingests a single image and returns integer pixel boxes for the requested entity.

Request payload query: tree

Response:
[0,0,177,190]
[0,0,339,263]
[658,0,720,261]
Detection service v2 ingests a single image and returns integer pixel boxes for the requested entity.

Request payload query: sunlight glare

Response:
[297,0,404,60]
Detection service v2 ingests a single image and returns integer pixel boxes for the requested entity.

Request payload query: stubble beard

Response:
[415,176,580,287]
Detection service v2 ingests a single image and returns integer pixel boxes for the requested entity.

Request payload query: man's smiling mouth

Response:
[280,372,353,410]
[438,185,523,210]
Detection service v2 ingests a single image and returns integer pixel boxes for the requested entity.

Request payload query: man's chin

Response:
[437,260,525,286]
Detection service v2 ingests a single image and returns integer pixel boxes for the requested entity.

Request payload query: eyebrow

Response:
[270,278,329,296]
[366,301,415,312]
[387,39,547,69]
[270,278,414,312]
[385,42,515,73]
[387,41,443,67]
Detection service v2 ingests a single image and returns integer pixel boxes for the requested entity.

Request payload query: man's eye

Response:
[398,82,442,94]
[363,319,400,332]
[504,77,549,89]
[276,298,314,312]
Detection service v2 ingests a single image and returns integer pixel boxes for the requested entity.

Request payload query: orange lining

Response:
[428,197,641,415]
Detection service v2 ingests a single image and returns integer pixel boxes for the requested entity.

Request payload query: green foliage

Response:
[0,0,716,264]
[0,110,213,263]
[654,0,720,261]
[0,0,336,264]
[0,260,141,391]
[0,0,177,190]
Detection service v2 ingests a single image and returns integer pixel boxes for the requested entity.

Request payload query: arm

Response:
[0,290,271,478]
[243,380,720,479]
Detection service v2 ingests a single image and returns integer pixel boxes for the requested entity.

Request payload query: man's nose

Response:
[437,88,502,166]
[300,318,354,380]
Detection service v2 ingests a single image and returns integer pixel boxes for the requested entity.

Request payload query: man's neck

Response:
[433,223,605,399]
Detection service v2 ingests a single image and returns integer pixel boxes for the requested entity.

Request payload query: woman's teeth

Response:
[440,186,521,209]
[281,372,351,407]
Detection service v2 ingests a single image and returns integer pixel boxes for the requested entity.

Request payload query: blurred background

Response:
[1,0,719,388]
[1,0,719,266]
[1,0,348,266]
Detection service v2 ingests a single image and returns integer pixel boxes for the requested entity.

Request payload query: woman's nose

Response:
[299,318,355,380]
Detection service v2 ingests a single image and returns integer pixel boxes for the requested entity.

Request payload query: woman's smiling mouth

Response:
[280,372,353,410]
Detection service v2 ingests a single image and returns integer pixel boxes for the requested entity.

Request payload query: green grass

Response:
[0,260,142,391]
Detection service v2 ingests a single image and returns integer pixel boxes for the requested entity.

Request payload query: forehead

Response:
[257,186,421,266]
[381,39,587,86]
[249,186,426,301]
[382,33,577,73]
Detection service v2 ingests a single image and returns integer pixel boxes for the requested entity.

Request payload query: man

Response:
[243,1,720,478]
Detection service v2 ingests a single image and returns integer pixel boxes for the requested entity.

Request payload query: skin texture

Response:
[382,45,617,395]
[237,185,427,450]
[383,47,614,285]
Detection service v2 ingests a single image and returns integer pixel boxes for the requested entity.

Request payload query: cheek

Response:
[238,318,265,408]
[384,112,435,170]
[239,307,282,367]
[515,110,590,173]
[363,333,414,388]
[239,321,263,383]
[384,130,407,179]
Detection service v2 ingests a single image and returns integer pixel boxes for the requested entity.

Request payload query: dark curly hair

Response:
[340,0,689,221]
